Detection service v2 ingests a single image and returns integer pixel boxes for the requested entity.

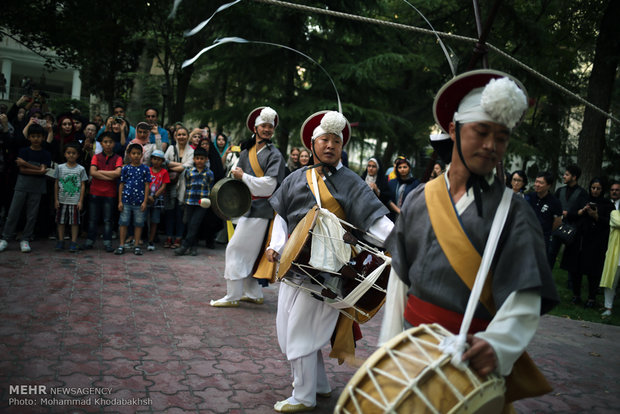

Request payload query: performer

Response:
[266,110,393,412]
[382,70,559,407]
[210,107,286,307]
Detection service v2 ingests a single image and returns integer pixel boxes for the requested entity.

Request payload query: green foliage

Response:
[550,262,619,326]
[1,0,615,170]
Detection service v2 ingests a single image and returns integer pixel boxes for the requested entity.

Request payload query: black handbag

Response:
[553,223,577,244]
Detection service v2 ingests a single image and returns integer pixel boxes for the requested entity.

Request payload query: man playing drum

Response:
[265,110,393,412]
[384,70,559,409]
[210,106,286,307]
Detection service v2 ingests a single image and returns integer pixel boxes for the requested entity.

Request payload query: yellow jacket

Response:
[600,210,620,288]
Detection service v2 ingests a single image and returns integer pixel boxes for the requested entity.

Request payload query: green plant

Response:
[549,263,619,326]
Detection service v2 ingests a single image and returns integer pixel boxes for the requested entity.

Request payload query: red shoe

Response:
[164,237,172,248]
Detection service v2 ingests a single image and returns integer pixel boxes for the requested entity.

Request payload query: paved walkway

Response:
[1,239,619,413]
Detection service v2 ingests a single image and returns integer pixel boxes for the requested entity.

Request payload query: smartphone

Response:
[34,118,47,127]
[588,202,597,210]
[231,145,241,152]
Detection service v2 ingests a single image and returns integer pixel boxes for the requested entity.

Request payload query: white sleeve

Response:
[241,174,277,197]
[365,215,394,247]
[475,290,541,376]
[267,214,289,254]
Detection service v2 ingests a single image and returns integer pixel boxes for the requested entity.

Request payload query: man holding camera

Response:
[144,107,169,152]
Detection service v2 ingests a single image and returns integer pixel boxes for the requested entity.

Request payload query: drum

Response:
[209,177,252,220]
[335,324,506,414]
[277,206,391,323]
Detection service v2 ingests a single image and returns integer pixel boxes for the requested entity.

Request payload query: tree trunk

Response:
[173,65,193,123]
[576,0,620,186]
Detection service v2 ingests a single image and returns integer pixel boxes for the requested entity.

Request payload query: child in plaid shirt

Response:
[171,147,213,256]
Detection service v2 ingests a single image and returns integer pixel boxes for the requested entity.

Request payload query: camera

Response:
[114,116,124,123]
[33,118,47,127]
[588,202,597,210]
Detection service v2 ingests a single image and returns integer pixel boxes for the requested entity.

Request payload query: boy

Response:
[54,142,88,252]
[171,147,213,256]
[84,132,122,252]
[0,124,51,253]
[116,143,151,255]
[146,150,170,251]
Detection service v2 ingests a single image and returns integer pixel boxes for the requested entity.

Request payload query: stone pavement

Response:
[0,239,619,413]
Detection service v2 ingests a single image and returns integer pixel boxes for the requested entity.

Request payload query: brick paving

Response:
[1,239,619,413]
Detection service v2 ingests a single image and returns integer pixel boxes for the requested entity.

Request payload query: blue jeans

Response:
[119,204,146,227]
[87,195,115,245]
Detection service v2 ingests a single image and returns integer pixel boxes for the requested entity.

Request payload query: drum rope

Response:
[252,0,619,124]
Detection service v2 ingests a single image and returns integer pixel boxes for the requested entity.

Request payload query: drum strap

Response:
[305,169,346,220]
[304,169,359,364]
[424,174,552,402]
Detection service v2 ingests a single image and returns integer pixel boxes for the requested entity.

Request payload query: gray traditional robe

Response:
[387,176,558,321]
[237,142,286,219]
[270,166,389,233]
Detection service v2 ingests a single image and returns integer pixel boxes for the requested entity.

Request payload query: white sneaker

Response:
[0,239,7,252]
[20,240,31,253]
[602,309,612,317]
[147,242,155,251]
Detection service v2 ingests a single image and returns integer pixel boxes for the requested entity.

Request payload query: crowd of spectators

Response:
[0,92,232,256]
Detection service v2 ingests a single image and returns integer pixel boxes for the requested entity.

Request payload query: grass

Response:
[548,262,620,327]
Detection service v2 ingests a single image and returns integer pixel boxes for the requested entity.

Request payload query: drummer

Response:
[265,110,393,412]
[210,106,286,307]
[383,70,559,407]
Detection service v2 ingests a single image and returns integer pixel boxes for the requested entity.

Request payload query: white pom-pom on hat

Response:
[433,69,529,133]
[255,106,277,127]
[480,78,528,129]
[300,110,351,150]
[246,106,279,133]
[312,111,347,140]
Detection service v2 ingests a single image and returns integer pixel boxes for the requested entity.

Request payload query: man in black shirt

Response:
[526,171,563,267]
[548,165,588,268]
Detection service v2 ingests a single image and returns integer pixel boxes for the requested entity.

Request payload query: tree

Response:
[576,0,620,185]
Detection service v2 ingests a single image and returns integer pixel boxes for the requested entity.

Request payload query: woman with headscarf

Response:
[164,126,194,248]
[189,128,203,150]
[198,136,225,248]
[387,158,420,220]
[286,147,301,172]
[561,177,614,308]
[360,157,391,209]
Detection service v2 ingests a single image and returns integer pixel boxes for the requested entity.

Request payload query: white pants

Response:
[290,350,330,406]
[224,216,269,281]
[220,216,269,301]
[277,279,340,406]
[604,267,620,309]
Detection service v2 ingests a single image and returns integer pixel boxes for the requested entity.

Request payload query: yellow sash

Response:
[425,174,552,402]
[304,168,358,364]
[248,144,264,178]
[305,169,346,220]
[424,175,495,313]
[250,143,276,282]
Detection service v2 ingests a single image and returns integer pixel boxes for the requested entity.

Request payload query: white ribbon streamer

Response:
[182,36,342,113]
[439,188,513,370]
